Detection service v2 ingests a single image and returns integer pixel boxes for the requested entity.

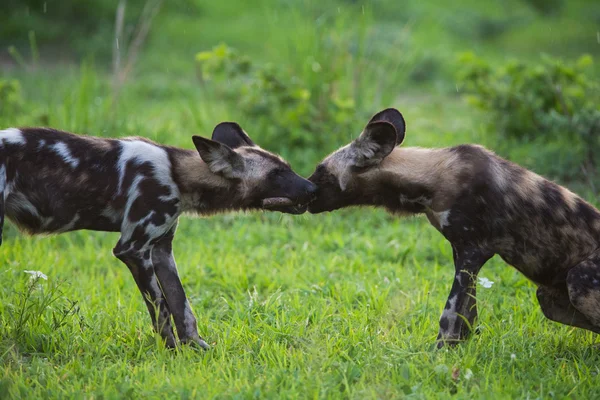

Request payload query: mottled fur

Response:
[308,108,600,347]
[0,123,316,348]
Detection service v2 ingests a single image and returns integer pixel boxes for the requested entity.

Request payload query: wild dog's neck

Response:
[169,148,242,213]
[371,147,461,213]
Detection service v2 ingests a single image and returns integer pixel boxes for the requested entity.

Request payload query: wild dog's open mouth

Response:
[261,197,309,214]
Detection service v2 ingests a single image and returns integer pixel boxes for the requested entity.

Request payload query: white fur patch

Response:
[0,128,25,145]
[120,175,145,242]
[431,210,451,228]
[441,294,458,320]
[117,140,177,199]
[455,274,463,287]
[51,142,79,168]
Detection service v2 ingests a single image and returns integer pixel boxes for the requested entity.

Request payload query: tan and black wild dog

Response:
[307,108,600,347]
[0,123,316,348]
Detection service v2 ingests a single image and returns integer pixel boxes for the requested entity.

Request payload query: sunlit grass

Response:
[2,211,599,398]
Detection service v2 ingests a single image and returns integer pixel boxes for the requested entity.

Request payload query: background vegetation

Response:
[1,0,599,398]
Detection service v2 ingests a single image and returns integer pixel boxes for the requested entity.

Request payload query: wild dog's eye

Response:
[269,168,287,178]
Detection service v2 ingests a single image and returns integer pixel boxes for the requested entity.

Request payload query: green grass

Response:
[2,212,600,398]
[2,0,600,398]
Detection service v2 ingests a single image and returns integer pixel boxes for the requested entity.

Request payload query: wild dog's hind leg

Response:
[566,255,600,333]
[113,240,177,347]
[437,245,493,348]
[152,224,209,349]
[536,286,600,333]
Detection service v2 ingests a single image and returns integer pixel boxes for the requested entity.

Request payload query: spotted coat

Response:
[0,124,317,348]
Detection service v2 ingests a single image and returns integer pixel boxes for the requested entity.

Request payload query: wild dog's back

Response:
[442,144,600,286]
[1,128,121,235]
[0,127,180,237]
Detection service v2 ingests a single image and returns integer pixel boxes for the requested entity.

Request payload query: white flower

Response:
[464,369,474,380]
[478,277,494,288]
[24,270,48,280]
[511,353,517,361]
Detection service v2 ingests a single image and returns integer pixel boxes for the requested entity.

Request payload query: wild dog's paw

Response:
[435,339,460,350]
[435,332,465,349]
[180,336,211,350]
[164,336,178,349]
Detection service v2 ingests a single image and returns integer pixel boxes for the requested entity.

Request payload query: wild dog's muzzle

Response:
[261,181,318,214]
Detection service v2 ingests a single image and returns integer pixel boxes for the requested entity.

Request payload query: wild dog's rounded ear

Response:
[353,121,397,167]
[211,122,256,149]
[368,108,406,145]
[192,135,245,178]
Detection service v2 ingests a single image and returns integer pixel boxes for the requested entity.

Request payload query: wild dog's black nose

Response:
[305,181,318,202]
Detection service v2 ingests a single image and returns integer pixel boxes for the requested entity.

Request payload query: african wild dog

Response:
[307,108,600,347]
[0,123,317,348]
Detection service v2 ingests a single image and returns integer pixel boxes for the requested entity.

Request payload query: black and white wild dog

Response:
[307,108,600,347]
[0,123,317,348]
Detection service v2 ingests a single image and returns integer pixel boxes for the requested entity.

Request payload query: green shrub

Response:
[458,52,600,184]
[195,44,358,162]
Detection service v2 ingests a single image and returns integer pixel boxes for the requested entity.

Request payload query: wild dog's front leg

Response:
[152,226,210,349]
[436,246,493,348]
[113,241,177,347]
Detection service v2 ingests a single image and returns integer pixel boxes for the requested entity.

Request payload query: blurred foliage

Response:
[0,79,23,117]
[521,0,564,16]
[196,44,358,154]
[408,54,441,83]
[0,0,197,59]
[0,0,124,57]
[459,52,600,183]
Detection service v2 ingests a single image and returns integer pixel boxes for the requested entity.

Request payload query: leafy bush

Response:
[458,53,600,183]
[195,44,358,157]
